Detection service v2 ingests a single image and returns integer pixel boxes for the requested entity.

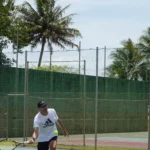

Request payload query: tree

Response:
[137,27,150,59]
[0,0,15,50]
[136,28,150,81]
[0,0,31,54]
[0,0,14,34]
[30,64,79,74]
[106,39,146,80]
[0,0,15,67]
[17,0,82,67]
[10,19,33,53]
[0,52,14,67]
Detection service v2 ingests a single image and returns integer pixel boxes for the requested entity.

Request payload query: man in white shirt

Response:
[29,100,69,150]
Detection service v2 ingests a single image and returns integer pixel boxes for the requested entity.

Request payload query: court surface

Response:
[0,146,63,150]
[0,132,149,149]
[57,132,149,148]
[0,145,36,150]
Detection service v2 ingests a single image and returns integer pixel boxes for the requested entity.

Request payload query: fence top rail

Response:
[7,94,27,96]
[29,60,85,63]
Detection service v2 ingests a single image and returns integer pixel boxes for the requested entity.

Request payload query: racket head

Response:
[12,140,30,149]
[0,139,29,150]
[0,139,16,150]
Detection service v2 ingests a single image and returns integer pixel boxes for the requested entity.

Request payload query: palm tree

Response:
[106,39,145,80]
[106,61,127,79]
[136,28,150,80]
[17,0,82,67]
[137,27,150,59]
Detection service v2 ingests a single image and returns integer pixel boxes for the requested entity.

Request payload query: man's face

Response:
[38,105,48,113]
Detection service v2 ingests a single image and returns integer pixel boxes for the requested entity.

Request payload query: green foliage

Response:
[0,0,33,54]
[137,27,150,59]
[9,19,33,52]
[0,0,15,66]
[30,64,79,74]
[0,0,13,34]
[0,0,14,50]
[106,39,148,80]
[0,52,13,66]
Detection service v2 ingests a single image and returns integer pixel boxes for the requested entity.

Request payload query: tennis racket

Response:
[12,140,29,150]
[0,139,29,150]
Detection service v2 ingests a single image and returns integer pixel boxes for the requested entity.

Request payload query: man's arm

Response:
[29,127,39,143]
[56,118,69,137]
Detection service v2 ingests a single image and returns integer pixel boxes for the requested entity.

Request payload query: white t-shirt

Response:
[33,108,58,142]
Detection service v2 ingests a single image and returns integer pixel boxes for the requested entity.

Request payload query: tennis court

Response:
[0,146,35,150]
[0,143,63,150]
[0,132,149,150]
[57,132,149,149]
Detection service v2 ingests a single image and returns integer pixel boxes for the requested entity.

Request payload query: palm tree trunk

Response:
[38,38,46,67]
[48,41,53,71]
[50,51,52,71]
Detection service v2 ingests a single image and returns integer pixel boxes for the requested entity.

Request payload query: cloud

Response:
[15,0,34,5]
[59,0,127,6]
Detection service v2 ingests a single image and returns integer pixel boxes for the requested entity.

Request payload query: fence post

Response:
[83,60,86,146]
[104,46,106,77]
[95,47,99,150]
[24,51,28,141]
[148,103,150,149]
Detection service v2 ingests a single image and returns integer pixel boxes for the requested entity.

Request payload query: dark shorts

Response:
[37,136,58,150]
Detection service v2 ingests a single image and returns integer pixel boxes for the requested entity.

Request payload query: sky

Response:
[5,0,150,76]
[14,0,150,48]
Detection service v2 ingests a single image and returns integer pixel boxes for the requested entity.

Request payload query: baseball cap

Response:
[37,101,47,108]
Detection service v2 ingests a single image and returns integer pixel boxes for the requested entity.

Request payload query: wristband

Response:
[32,137,36,141]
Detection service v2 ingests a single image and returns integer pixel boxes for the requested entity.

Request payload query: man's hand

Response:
[28,139,35,144]
[63,129,69,137]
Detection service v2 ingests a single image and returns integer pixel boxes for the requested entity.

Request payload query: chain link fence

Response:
[0,47,150,149]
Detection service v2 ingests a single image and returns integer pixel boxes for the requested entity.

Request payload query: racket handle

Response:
[21,141,29,144]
